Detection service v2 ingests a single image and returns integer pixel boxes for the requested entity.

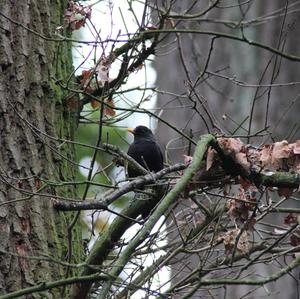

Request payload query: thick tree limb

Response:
[54,140,300,213]
[0,273,108,299]
[199,253,300,286]
[97,134,215,298]
[53,163,186,211]
[252,171,300,189]
[70,134,215,299]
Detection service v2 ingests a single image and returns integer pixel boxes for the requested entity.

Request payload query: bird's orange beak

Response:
[127,128,135,134]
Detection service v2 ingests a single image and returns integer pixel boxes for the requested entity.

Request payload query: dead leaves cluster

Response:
[184,137,300,255]
[66,55,117,117]
[259,140,300,172]
[219,229,250,256]
[78,58,116,116]
[79,54,116,91]
[218,138,300,254]
[185,138,300,196]
[216,138,300,174]
[226,187,257,226]
[64,1,92,31]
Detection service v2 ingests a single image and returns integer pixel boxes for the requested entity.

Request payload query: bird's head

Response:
[127,126,155,140]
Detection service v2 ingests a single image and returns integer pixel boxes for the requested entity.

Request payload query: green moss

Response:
[45,0,84,289]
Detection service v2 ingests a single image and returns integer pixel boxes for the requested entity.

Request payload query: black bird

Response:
[127,126,164,219]
[127,126,164,177]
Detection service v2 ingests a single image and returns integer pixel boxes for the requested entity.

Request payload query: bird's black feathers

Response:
[127,126,164,177]
[127,126,165,219]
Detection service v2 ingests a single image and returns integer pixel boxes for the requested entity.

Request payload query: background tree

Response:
[1,1,300,299]
[154,1,300,298]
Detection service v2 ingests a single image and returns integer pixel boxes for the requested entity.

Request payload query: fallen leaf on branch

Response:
[273,140,290,159]
[225,188,257,225]
[206,147,215,171]
[95,54,116,84]
[221,229,250,255]
[291,140,300,154]
[218,138,300,174]
[272,140,290,170]
[91,99,100,109]
[259,144,273,169]
[90,98,116,117]
[218,137,244,155]
[184,137,300,195]
[259,140,300,171]
[64,1,92,31]
[104,98,116,117]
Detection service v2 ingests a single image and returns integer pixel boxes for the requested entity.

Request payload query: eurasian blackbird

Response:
[127,126,164,177]
[127,126,164,218]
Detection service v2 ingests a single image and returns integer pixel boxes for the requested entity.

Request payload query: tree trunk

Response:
[154,1,300,298]
[0,1,81,297]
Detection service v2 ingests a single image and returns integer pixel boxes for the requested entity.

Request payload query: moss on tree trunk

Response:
[0,0,82,297]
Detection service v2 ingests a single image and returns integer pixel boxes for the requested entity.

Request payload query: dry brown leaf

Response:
[223,229,249,255]
[78,69,98,94]
[290,140,300,155]
[90,98,116,117]
[237,230,250,254]
[64,1,92,31]
[226,199,237,215]
[91,99,100,109]
[259,144,273,169]
[225,187,257,224]
[206,146,215,171]
[218,137,244,154]
[95,54,116,84]
[247,146,260,166]
[104,98,116,117]
[271,140,290,170]
[80,69,92,87]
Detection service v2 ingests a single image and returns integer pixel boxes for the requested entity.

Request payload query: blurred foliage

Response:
[75,104,130,206]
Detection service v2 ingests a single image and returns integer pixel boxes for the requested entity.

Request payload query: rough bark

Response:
[0,1,81,297]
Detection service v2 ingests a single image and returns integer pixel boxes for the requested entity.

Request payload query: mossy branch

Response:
[97,134,216,298]
[70,134,216,299]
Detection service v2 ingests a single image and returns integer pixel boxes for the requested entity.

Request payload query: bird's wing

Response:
[127,139,163,174]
